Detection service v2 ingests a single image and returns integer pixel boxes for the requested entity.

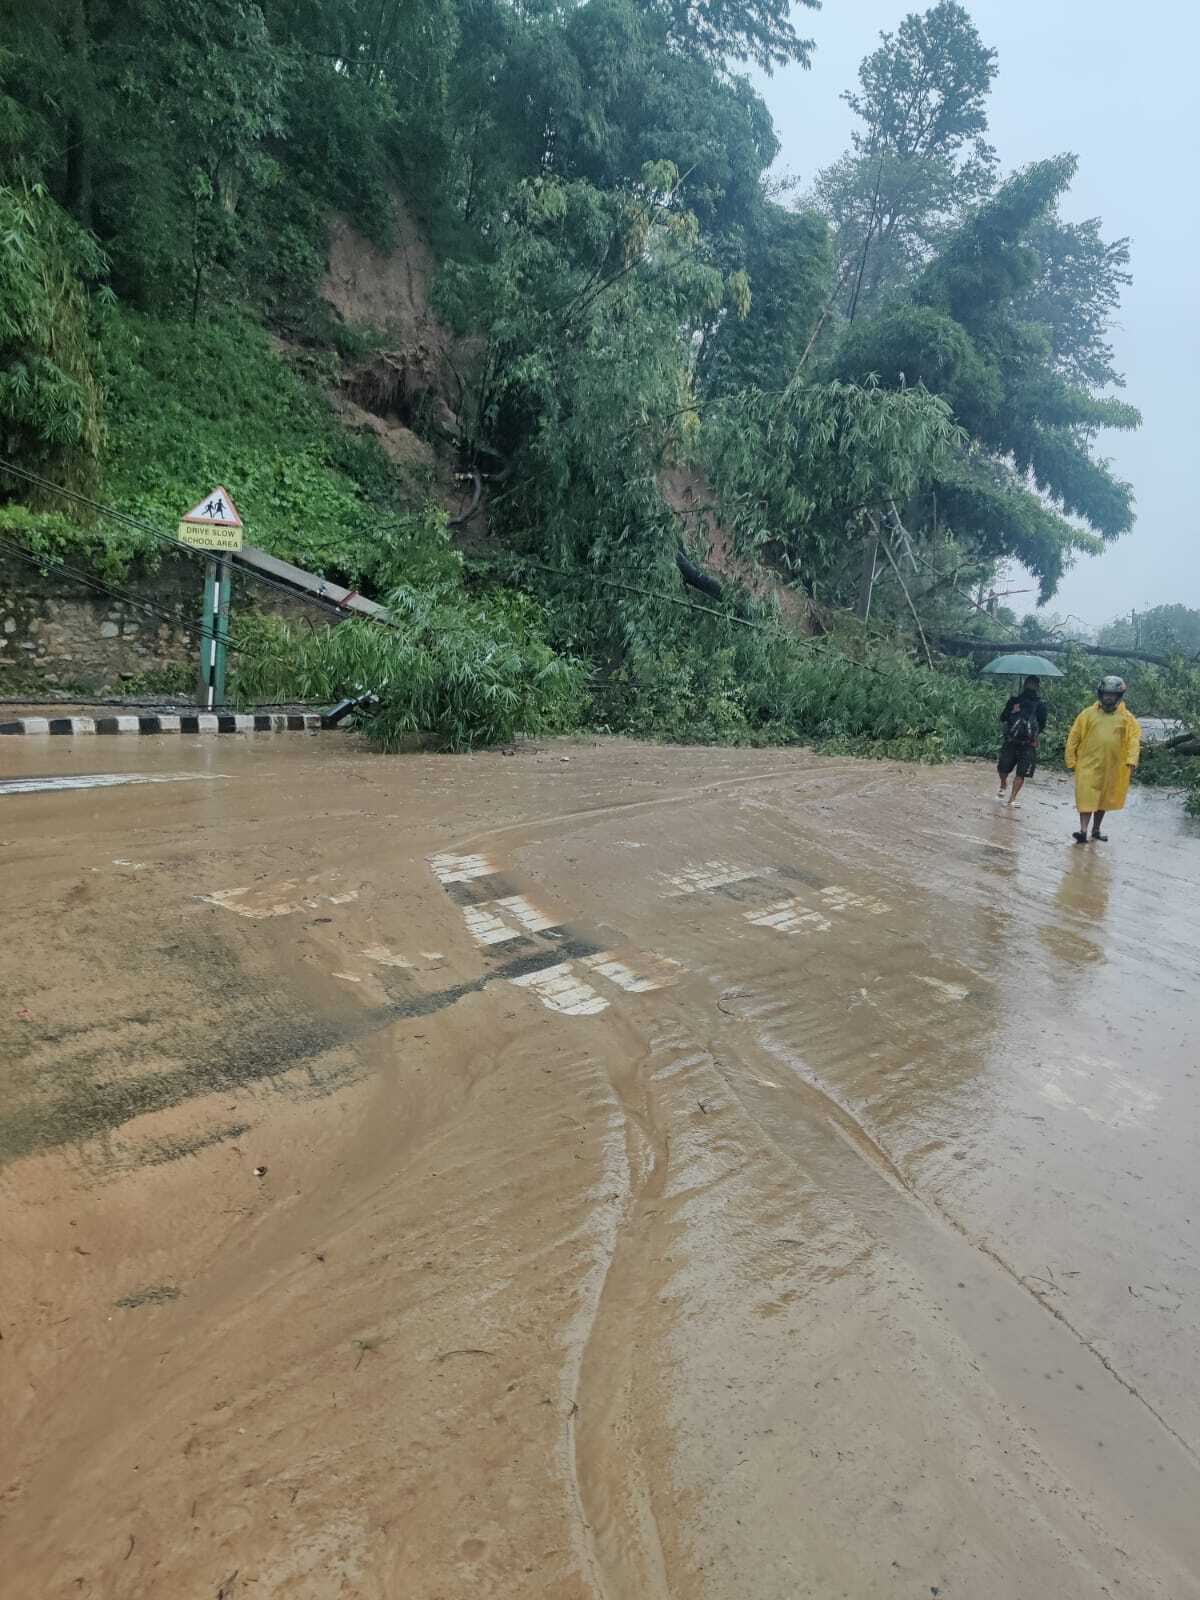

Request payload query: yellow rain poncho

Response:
[1065,702,1141,812]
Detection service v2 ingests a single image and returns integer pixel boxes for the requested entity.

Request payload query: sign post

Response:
[178,487,243,710]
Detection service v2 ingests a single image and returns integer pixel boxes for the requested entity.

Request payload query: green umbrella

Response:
[980,652,1064,679]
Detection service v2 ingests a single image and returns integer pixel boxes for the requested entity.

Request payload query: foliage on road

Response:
[231,585,587,751]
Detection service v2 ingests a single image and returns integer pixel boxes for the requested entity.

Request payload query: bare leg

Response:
[1075,811,1091,843]
[997,765,1008,797]
[1008,774,1025,805]
[1091,809,1107,841]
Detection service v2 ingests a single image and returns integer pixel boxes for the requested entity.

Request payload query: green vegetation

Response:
[1098,605,1200,658]
[1,0,1196,781]
[100,312,422,579]
[231,584,586,752]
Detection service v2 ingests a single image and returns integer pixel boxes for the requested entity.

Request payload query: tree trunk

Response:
[63,0,93,227]
[857,529,878,620]
[935,635,1177,669]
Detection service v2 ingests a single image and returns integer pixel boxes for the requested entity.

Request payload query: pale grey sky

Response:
[756,0,1200,629]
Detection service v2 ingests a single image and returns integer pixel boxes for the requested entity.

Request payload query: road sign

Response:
[181,487,241,707]
[178,486,243,551]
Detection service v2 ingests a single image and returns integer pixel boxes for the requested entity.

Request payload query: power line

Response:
[1,455,881,667]
[1,458,947,683]
[0,458,494,647]
[487,553,889,678]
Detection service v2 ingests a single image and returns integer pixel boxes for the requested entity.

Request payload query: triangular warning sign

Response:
[181,486,242,528]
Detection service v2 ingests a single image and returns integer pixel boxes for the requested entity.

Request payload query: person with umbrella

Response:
[982,654,1061,807]
[1066,676,1141,843]
[996,674,1048,805]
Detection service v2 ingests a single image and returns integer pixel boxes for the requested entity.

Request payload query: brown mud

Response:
[2,734,1199,1598]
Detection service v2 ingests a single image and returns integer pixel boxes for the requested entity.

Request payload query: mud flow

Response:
[2,735,1199,1599]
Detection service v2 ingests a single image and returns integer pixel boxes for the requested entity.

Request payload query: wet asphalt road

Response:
[2,732,1199,1599]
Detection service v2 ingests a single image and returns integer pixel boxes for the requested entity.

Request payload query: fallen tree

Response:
[936,635,1175,669]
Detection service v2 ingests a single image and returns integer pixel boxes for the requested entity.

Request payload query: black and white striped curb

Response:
[0,712,326,736]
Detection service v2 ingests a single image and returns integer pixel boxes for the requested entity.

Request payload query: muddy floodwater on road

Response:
[2,734,1199,1599]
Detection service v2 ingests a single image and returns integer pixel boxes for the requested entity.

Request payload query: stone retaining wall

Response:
[0,553,333,692]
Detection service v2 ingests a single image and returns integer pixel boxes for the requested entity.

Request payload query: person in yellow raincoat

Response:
[1065,675,1141,844]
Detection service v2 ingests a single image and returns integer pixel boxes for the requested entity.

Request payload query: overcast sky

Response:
[755,0,1199,629]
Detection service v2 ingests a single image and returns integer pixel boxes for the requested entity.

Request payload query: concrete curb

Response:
[0,712,326,736]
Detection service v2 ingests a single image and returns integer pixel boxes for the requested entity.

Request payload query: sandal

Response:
[1072,831,1089,845]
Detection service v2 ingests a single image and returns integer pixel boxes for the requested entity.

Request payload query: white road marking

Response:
[362,945,415,968]
[0,772,219,796]
[668,860,765,894]
[494,894,559,933]
[582,951,679,993]
[430,852,496,883]
[914,975,970,1001]
[461,905,521,945]
[820,885,889,915]
[509,962,608,1015]
[201,884,359,919]
[744,899,832,935]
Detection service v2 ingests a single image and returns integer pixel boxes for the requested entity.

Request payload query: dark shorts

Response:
[998,740,1037,779]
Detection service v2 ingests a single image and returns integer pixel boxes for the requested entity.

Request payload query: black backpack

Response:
[1006,701,1039,745]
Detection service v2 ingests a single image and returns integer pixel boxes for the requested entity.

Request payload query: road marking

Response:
[362,945,415,968]
[509,961,608,1015]
[493,894,559,933]
[0,772,220,796]
[820,885,889,915]
[462,905,522,945]
[744,899,832,935]
[914,975,970,1001]
[456,893,561,946]
[668,860,765,894]
[201,883,358,919]
[581,950,680,992]
[430,851,497,883]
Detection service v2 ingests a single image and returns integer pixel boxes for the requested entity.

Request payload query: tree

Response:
[835,158,1141,597]
[648,0,820,72]
[704,376,962,602]
[696,203,833,393]
[136,0,289,321]
[809,1,998,319]
[1099,605,1200,656]
[1011,214,1132,391]
[1018,610,1092,644]
[0,183,107,495]
[434,165,734,579]
[466,0,782,240]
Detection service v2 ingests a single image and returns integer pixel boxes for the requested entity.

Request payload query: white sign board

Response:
[178,486,244,551]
